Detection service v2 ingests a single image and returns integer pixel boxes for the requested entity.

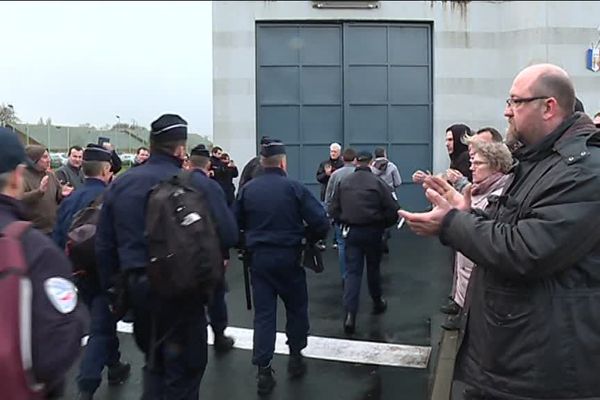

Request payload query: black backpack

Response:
[145,171,223,300]
[66,195,103,277]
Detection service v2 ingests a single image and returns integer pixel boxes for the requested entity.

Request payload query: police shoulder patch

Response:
[44,277,78,314]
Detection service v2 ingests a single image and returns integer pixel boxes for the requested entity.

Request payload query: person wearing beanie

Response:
[22,144,73,234]
[235,137,330,395]
[95,114,238,399]
[52,144,130,400]
[0,127,87,399]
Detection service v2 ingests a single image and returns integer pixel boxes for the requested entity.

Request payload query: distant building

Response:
[7,123,149,153]
[213,0,600,209]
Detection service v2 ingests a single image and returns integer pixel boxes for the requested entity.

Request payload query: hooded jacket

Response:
[441,113,600,399]
[447,124,473,182]
[371,157,402,192]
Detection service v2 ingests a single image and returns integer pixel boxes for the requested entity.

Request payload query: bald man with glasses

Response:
[401,64,600,399]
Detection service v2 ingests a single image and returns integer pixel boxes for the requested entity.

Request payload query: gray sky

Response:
[0,1,213,136]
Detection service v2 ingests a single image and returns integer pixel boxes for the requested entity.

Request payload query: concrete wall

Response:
[213,0,600,176]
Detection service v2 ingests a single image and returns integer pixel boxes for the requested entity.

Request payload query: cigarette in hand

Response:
[397,217,405,230]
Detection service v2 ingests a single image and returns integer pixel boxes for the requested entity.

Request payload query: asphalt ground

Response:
[62,228,454,400]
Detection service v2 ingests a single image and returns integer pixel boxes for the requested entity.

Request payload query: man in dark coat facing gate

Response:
[401,64,600,399]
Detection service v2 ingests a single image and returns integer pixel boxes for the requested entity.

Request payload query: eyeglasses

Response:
[505,96,549,107]
[471,160,489,167]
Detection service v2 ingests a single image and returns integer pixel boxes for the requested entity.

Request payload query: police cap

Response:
[150,114,188,143]
[260,137,286,157]
[83,143,112,162]
[190,144,210,157]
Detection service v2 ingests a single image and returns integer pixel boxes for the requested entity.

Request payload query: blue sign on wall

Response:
[586,46,599,72]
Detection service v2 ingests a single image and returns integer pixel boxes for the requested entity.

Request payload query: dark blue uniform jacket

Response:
[235,167,329,249]
[0,194,88,396]
[53,178,106,250]
[96,153,238,288]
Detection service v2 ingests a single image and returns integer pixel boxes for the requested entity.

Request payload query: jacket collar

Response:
[522,113,578,161]
[84,177,107,187]
[146,152,184,168]
[67,162,81,173]
[355,166,372,173]
[264,167,287,176]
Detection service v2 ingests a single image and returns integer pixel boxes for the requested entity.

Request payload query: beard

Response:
[505,123,525,153]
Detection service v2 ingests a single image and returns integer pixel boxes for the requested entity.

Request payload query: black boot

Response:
[441,313,462,331]
[344,312,355,334]
[107,361,131,386]
[440,299,460,315]
[288,352,307,378]
[372,297,387,315]
[214,332,235,352]
[257,365,276,395]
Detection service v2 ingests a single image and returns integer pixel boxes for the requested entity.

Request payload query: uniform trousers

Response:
[77,290,120,393]
[207,277,228,335]
[128,273,207,400]
[250,247,309,367]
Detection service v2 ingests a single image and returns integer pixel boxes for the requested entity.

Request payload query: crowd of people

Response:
[1,62,600,400]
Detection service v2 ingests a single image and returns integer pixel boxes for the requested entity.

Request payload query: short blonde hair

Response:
[470,141,513,174]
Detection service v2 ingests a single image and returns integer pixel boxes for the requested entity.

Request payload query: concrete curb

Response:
[430,329,459,400]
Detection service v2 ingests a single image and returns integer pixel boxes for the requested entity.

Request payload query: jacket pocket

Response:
[480,289,540,380]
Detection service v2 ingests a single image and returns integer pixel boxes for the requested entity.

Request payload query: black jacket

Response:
[316,157,345,201]
[0,194,88,398]
[239,156,262,189]
[328,166,399,229]
[441,113,600,399]
[211,157,238,205]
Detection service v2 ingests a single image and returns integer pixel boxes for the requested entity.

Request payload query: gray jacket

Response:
[324,163,355,211]
[371,158,401,191]
[55,163,85,190]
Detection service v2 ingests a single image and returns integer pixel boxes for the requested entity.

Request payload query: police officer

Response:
[96,114,238,399]
[188,144,238,351]
[53,144,130,400]
[0,127,87,398]
[235,138,330,395]
[329,150,400,334]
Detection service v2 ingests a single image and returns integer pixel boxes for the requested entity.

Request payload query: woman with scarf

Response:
[442,140,513,330]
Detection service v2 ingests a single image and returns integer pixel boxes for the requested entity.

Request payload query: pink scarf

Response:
[471,172,512,197]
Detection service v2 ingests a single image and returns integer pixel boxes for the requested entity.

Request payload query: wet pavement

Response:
[62,229,454,399]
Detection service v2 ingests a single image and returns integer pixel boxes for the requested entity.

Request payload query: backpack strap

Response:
[1,221,32,240]
[176,170,197,192]
[89,193,104,208]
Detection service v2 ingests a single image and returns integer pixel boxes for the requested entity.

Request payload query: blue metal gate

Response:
[256,22,432,210]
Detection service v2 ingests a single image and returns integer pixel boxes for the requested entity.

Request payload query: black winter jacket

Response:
[328,166,399,229]
[441,113,600,399]
[316,157,344,201]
